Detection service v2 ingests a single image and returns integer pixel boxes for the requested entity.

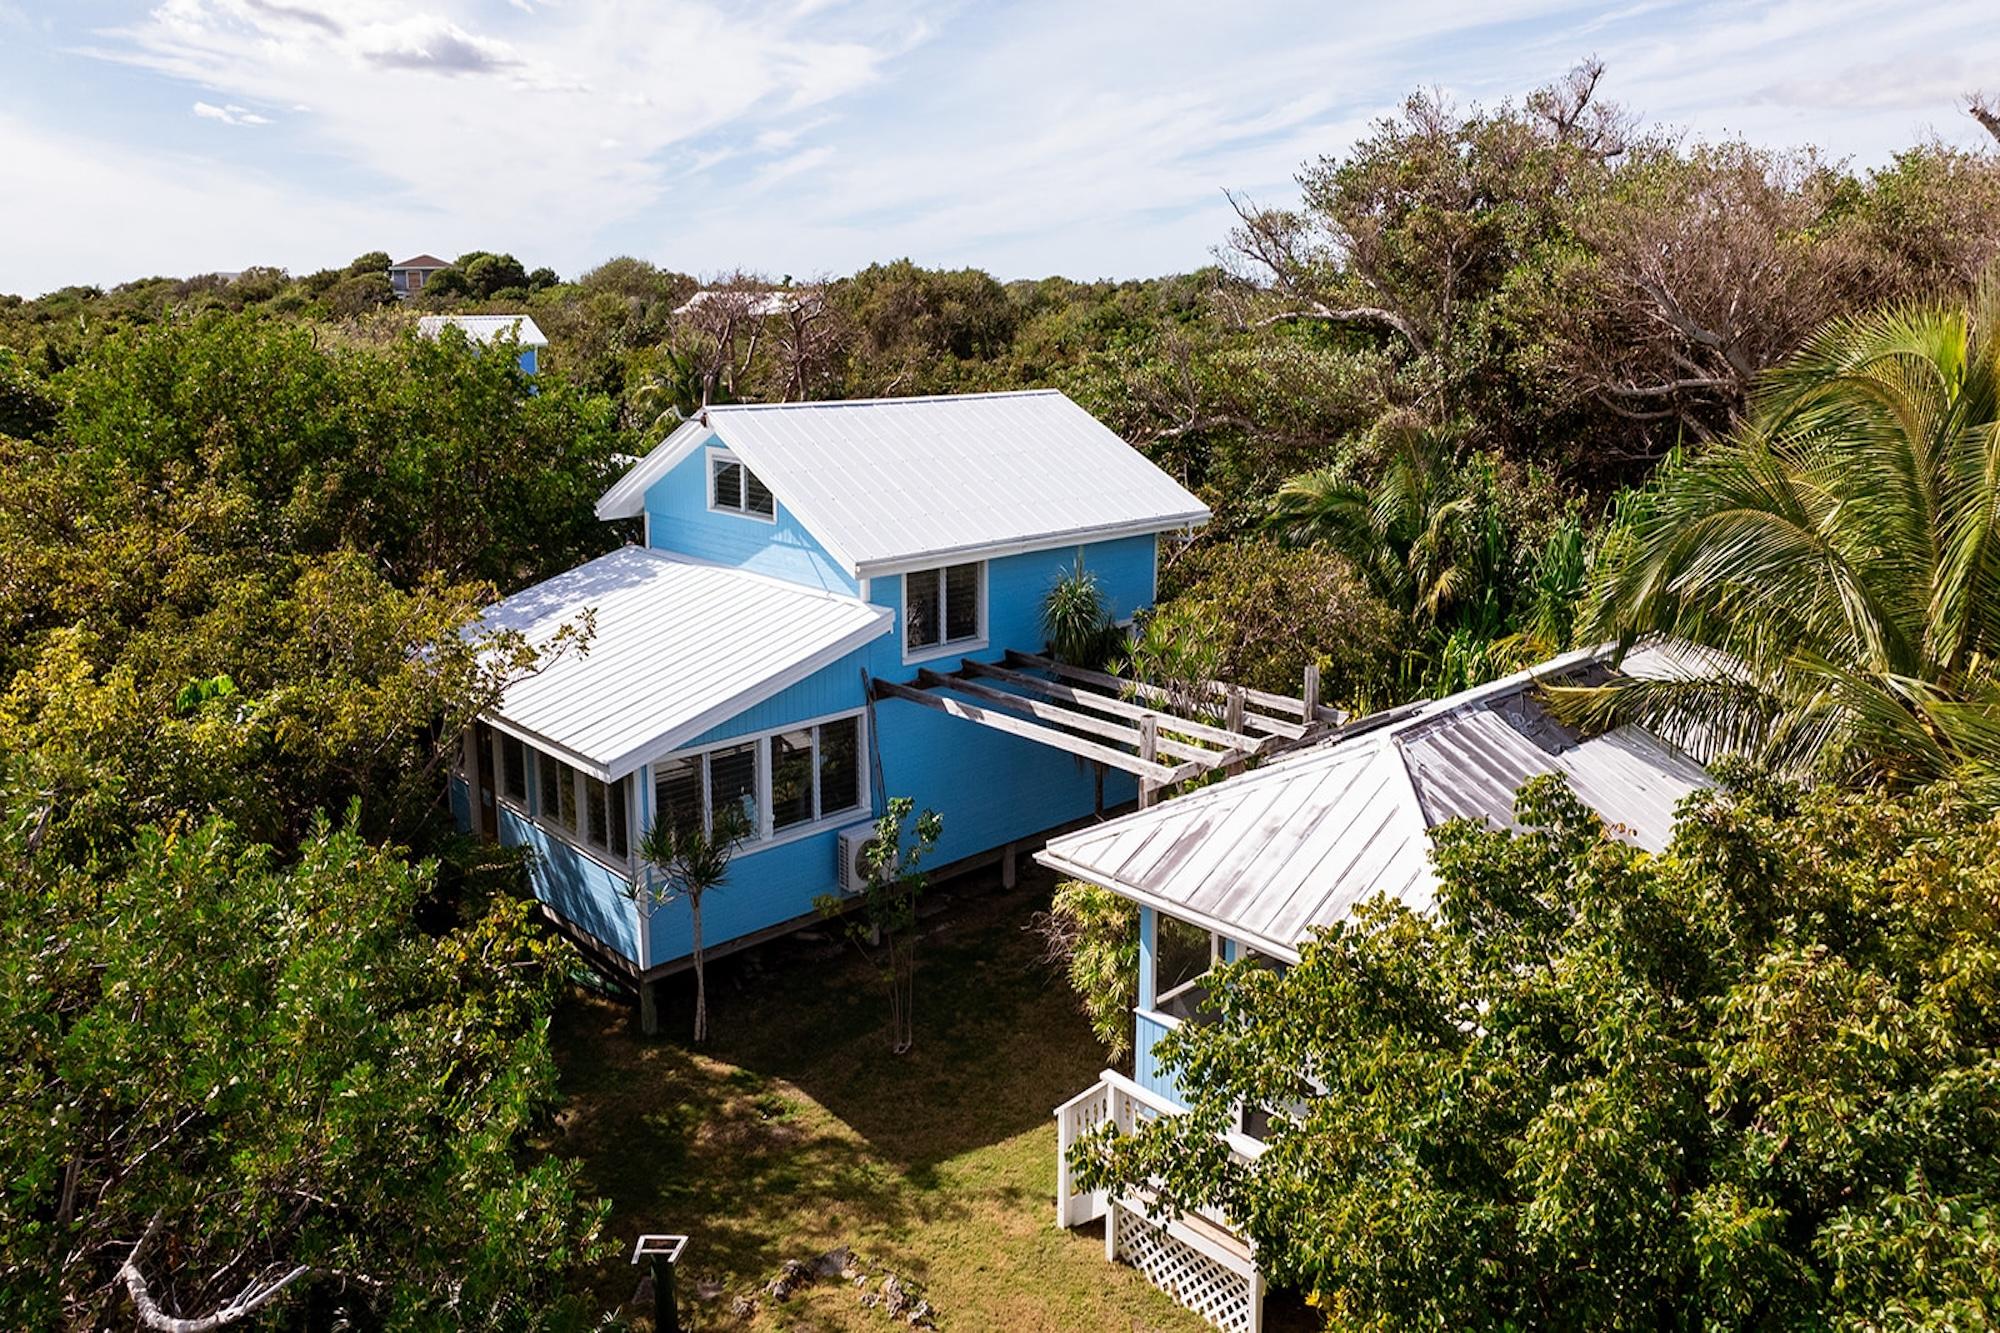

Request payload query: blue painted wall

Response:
[496,485,1170,974]
[643,438,858,594]
[500,807,640,961]
[518,347,539,376]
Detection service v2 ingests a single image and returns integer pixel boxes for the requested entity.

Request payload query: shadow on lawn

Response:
[684,860,1115,1173]
[548,861,1120,1305]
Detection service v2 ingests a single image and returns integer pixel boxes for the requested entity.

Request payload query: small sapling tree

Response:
[816,797,942,1054]
[636,801,749,1043]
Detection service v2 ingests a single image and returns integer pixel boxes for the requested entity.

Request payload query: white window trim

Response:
[491,730,531,815]
[704,445,777,524]
[513,739,636,874]
[644,707,870,861]
[900,561,989,666]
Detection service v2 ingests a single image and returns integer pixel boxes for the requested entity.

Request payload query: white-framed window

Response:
[649,711,867,854]
[707,447,776,521]
[902,560,985,662]
[494,732,528,806]
[532,748,631,862]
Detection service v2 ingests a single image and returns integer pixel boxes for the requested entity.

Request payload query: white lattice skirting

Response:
[1111,1203,1260,1333]
[1056,1070,1267,1333]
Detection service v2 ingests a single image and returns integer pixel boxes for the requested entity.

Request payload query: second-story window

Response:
[710,451,776,520]
[905,560,984,654]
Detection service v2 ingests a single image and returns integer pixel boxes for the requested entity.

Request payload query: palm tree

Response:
[1266,413,1504,637]
[1577,280,2000,796]
[636,803,750,1043]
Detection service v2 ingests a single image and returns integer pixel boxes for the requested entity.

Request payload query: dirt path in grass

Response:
[547,860,1292,1331]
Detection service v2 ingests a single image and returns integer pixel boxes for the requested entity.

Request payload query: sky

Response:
[0,0,1995,297]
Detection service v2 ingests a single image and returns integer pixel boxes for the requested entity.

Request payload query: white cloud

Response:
[65,0,928,270]
[6,0,2000,295]
[192,100,271,126]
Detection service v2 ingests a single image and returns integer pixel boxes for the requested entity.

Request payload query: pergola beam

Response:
[961,659,1273,754]
[1005,651,1312,740]
[915,669,1242,768]
[873,678,1186,783]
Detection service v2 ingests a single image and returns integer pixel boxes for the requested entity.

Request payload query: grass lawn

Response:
[548,860,1266,1332]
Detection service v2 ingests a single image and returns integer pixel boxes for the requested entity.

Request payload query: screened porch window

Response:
[1154,912,1214,1018]
[531,747,629,860]
[710,451,775,519]
[904,561,983,654]
[538,752,577,832]
[498,733,527,804]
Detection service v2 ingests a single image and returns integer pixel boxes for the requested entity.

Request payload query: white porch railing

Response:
[1054,1069,1266,1333]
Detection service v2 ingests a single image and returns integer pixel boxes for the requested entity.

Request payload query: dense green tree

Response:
[1074,770,2000,1329]
[0,792,606,1330]
[1159,539,1402,707]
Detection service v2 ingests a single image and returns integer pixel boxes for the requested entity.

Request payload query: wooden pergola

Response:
[872,650,1343,808]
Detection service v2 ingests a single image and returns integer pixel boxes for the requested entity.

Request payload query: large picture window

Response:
[904,561,984,655]
[710,450,775,520]
[648,712,867,852]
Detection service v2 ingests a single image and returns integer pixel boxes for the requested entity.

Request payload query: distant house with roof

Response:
[449,389,1217,1027]
[1040,642,1716,1333]
[418,313,548,374]
[388,253,450,299]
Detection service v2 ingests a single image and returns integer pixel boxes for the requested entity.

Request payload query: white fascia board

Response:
[593,607,891,782]
[594,418,712,520]
[480,715,619,783]
[1032,847,1304,966]
[852,512,1211,580]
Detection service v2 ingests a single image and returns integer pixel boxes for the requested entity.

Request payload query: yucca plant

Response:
[1573,277,2000,799]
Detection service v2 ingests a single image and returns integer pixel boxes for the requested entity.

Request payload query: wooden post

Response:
[1138,716,1159,809]
[638,978,660,1037]
[1093,762,1105,816]
[1303,662,1321,725]
[1002,842,1018,890]
[1224,688,1247,776]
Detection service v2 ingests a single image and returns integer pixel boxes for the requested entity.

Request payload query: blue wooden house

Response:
[417,314,547,374]
[1039,643,1717,1333]
[450,390,1213,1025]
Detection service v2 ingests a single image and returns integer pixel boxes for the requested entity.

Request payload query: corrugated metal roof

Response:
[392,254,449,270]
[1037,644,1713,961]
[596,390,1210,576]
[418,313,548,347]
[474,546,889,781]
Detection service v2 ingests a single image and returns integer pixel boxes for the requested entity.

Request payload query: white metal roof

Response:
[1036,645,1714,962]
[473,546,890,782]
[418,314,549,347]
[595,390,1211,577]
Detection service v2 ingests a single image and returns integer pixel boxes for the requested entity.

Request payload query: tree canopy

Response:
[1075,770,2000,1329]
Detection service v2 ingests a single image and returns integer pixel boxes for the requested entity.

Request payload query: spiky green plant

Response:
[1575,278,2000,798]
[1039,558,1121,668]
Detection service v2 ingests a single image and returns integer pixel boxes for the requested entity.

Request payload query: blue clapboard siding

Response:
[680,651,870,748]
[499,806,641,963]
[643,439,857,594]
[638,823,862,969]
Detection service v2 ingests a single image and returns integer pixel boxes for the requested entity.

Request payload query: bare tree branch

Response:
[1968,93,2000,146]
[118,1217,309,1333]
